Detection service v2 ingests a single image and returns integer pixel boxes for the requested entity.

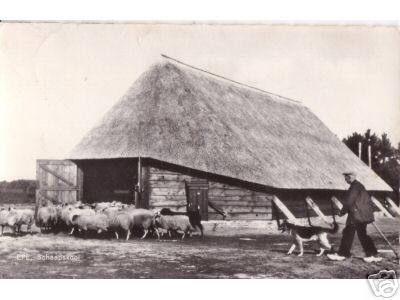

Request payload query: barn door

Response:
[36,160,81,207]
[186,179,209,220]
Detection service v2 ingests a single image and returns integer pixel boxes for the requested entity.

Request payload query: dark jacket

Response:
[341,180,374,224]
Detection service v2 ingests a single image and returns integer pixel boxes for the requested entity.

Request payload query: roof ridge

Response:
[161,54,302,105]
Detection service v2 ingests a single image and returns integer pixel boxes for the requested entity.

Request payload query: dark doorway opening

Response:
[76,158,137,205]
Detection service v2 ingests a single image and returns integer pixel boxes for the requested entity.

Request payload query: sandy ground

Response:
[0,216,398,279]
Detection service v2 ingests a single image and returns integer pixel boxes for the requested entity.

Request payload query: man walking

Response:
[327,172,382,262]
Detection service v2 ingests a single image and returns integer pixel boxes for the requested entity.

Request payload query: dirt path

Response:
[0,223,398,278]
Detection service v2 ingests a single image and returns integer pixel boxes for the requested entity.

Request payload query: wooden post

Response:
[272,196,298,224]
[305,196,332,225]
[371,196,394,218]
[331,196,343,210]
[386,197,400,216]
[368,144,372,168]
[358,142,362,159]
[76,164,84,203]
[141,165,150,209]
[135,156,142,207]
[138,156,142,192]
[333,195,394,218]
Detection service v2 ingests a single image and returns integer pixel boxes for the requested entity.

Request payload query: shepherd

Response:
[327,171,382,263]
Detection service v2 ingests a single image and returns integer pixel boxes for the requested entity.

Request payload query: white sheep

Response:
[0,208,34,235]
[11,208,34,234]
[93,202,111,212]
[124,208,158,239]
[61,206,95,235]
[106,212,132,240]
[71,213,109,236]
[102,206,123,216]
[36,205,58,232]
[93,201,125,212]
[155,214,194,239]
[0,208,11,236]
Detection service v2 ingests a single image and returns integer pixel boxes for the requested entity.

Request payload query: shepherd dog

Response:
[279,220,339,256]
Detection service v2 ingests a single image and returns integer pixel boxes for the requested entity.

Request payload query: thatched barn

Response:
[36,56,392,221]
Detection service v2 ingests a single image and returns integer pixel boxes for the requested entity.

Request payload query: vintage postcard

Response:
[0,23,399,282]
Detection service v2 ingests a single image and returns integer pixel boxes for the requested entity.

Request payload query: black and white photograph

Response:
[0,19,399,285]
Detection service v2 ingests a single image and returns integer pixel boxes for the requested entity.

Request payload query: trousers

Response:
[338,222,378,257]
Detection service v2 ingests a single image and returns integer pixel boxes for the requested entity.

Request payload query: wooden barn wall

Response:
[145,161,391,221]
[146,166,273,220]
[36,158,392,220]
[208,182,272,220]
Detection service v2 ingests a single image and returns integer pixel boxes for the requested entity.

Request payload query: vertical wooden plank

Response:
[66,164,71,203]
[55,164,60,188]
[134,158,139,207]
[138,157,143,207]
[35,160,41,221]
[371,196,394,218]
[202,189,209,221]
[48,164,55,189]
[36,160,41,204]
[77,164,84,203]
[42,161,48,204]
[305,196,332,225]
[141,165,150,209]
[69,162,74,203]
[58,164,63,204]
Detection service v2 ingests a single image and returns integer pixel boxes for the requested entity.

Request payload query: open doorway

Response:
[76,158,137,205]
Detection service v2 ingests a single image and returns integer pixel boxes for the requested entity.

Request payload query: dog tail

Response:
[328,222,339,234]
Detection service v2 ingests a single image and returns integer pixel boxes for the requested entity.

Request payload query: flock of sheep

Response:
[0,201,204,240]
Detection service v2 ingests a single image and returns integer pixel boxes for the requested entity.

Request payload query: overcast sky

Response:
[1,23,399,180]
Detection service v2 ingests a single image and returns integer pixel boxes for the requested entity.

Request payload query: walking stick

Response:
[371,222,400,265]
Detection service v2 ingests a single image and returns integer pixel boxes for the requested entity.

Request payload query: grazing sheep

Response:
[36,205,58,232]
[71,213,109,237]
[160,208,204,237]
[155,214,194,239]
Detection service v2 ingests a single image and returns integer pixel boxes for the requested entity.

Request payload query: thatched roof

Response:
[69,58,391,191]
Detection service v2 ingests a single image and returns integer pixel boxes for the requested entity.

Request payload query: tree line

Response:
[0,179,36,196]
[343,129,400,200]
